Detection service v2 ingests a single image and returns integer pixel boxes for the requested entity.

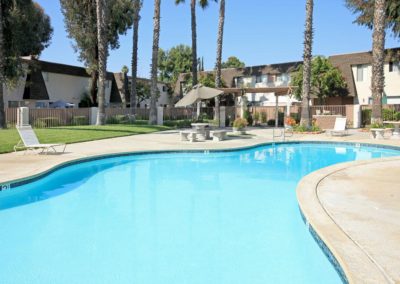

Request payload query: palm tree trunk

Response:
[0,2,5,129]
[300,0,314,128]
[371,0,385,125]
[96,0,108,125]
[131,0,141,117]
[149,0,161,125]
[191,0,198,86]
[214,0,225,128]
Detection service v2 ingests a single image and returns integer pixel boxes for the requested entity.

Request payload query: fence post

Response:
[157,106,163,125]
[353,104,361,128]
[17,107,29,127]
[90,107,98,125]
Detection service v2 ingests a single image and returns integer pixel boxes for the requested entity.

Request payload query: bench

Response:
[370,128,385,140]
[180,130,197,142]
[210,130,228,141]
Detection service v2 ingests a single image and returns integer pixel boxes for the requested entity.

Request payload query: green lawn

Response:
[0,124,171,154]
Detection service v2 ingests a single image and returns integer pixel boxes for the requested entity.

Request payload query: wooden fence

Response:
[8,104,397,128]
[6,108,91,128]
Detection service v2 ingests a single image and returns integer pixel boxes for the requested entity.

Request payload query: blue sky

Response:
[36,0,399,78]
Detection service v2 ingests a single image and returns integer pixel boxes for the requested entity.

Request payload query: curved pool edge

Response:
[297,156,400,284]
[1,140,399,190]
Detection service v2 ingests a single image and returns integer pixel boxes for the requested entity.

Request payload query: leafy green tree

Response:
[221,56,245,68]
[300,0,314,128]
[60,0,134,105]
[130,0,142,118]
[346,0,400,38]
[158,45,192,84]
[0,1,53,128]
[183,72,225,90]
[291,56,348,104]
[149,0,161,125]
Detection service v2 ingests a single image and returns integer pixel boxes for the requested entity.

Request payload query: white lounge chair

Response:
[327,117,348,136]
[14,125,66,154]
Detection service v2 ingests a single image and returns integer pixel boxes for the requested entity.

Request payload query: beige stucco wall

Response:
[43,72,112,107]
[3,71,112,108]
[3,73,27,107]
[353,63,400,105]
[138,82,169,108]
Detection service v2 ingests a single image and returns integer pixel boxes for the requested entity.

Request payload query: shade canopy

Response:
[175,84,224,107]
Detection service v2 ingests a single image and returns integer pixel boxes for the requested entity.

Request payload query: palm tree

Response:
[149,0,161,125]
[214,0,225,127]
[96,0,108,125]
[371,0,386,125]
[0,2,5,129]
[175,0,216,86]
[131,0,142,118]
[300,0,314,128]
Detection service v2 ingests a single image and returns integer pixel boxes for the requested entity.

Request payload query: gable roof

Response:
[22,58,115,80]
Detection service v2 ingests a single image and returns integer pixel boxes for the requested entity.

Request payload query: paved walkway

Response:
[0,128,399,283]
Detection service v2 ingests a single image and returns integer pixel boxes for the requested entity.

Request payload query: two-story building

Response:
[329,48,400,105]
[3,57,170,109]
[175,47,400,106]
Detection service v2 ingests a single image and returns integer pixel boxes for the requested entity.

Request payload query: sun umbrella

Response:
[175,84,224,107]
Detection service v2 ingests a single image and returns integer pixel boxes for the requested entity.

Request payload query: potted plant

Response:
[233,118,248,134]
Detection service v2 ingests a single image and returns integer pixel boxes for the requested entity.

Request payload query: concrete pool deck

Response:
[0,127,399,283]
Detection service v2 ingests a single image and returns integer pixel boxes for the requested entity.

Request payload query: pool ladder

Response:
[272,126,293,142]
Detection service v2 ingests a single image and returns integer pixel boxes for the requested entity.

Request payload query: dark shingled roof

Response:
[22,58,115,80]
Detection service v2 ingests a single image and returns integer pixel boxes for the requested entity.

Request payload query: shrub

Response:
[293,124,321,132]
[395,112,400,121]
[106,115,130,124]
[243,110,253,126]
[163,119,192,128]
[383,108,397,121]
[260,112,267,123]
[72,116,88,126]
[290,112,300,123]
[267,119,275,126]
[253,112,260,123]
[361,109,372,127]
[33,117,61,128]
[33,119,46,128]
[285,117,296,126]
[232,118,248,129]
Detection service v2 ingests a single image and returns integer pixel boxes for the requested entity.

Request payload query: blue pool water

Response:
[0,143,399,284]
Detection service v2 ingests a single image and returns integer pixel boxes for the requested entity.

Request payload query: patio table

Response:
[191,123,210,140]
[383,121,400,140]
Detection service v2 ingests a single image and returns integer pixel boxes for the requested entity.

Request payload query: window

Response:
[267,75,275,83]
[389,62,399,72]
[255,76,262,83]
[356,65,364,82]
[276,75,282,82]
[162,85,167,92]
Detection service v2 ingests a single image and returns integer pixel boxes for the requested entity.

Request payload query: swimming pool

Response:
[0,142,399,283]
